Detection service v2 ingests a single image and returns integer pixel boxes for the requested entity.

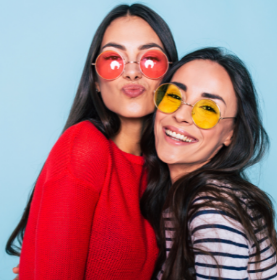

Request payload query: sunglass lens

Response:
[95,51,124,80]
[192,99,220,129]
[155,84,182,113]
[140,50,168,79]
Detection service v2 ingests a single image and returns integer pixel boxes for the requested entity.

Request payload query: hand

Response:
[12,264,19,280]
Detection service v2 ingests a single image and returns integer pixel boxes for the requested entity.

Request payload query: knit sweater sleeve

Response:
[20,121,110,280]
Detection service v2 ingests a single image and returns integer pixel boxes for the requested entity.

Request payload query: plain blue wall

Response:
[1,0,277,277]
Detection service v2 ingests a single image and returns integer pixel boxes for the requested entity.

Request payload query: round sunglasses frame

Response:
[154,83,236,129]
[91,49,172,81]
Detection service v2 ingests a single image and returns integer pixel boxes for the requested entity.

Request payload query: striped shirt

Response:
[156,183,277,280]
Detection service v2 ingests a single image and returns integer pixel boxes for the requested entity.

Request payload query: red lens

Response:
[95,51,124,80]
[140,50,168,79]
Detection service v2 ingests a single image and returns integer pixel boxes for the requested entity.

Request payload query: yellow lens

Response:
[192,99,220,129]
[154,84,182,113]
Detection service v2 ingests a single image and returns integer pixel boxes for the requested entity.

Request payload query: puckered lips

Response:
[121,84,145,98]
[163,125,198,146]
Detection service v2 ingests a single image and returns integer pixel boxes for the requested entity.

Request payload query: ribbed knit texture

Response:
[19,121,158,279]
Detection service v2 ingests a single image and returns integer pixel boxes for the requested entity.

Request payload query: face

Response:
[154,59,238,180]
[95,16,166,119]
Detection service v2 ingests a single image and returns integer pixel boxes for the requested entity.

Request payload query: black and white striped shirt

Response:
[156,184,277,280]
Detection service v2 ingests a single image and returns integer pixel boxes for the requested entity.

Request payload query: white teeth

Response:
[165,129,194,142]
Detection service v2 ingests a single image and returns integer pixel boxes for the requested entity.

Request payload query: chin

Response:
[157,150,178,165]
[126,102,154,114]
[123,109,154,118]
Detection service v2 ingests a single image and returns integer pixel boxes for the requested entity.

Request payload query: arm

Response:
[35,175,100,279]
[189,208,250,280]
[19,121,110,279]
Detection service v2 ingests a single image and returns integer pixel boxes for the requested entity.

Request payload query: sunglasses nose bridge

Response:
[123,60,141,72]
[125,61,139,65]
[122,60,142,79]
[181,100,193,108]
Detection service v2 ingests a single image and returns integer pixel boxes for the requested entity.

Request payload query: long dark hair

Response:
[140,47,276,279]
[6,3,178,256]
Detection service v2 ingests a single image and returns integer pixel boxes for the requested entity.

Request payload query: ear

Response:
[95,82,100,92]
[222,129,234,147]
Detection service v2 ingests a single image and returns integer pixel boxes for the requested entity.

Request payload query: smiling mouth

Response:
[165,129,197,143]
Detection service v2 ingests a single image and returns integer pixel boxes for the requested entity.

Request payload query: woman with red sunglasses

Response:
[6,4,178,279]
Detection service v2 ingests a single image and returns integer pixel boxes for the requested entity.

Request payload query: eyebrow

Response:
[171,81,226,105]
[171,81,187,92]
[138,43,164,52]
[101,42,165,52]
[201,92,226,105]
[101,43,126,51]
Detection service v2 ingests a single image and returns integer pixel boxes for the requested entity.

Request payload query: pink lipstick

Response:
[122,84,145,98]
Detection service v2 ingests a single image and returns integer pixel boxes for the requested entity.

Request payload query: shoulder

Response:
[44,121,110,188]
[60,120,109,147]
[188,186,252,279]
[188,183,250,247]
[52,120,110,158]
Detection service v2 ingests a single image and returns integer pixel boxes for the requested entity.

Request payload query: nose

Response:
[173,103,193,125]
[122,61,142,80]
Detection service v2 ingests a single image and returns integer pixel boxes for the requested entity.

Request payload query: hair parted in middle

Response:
[6,3,178,257]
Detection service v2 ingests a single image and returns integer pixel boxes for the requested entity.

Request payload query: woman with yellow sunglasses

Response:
[142,47,277,280]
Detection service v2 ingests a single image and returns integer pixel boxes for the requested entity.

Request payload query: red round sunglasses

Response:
[91,49,171,80]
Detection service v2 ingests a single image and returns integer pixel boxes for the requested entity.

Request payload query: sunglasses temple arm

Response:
[220,117,236,120]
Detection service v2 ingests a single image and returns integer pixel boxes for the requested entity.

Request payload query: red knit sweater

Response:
[19,121,158,279]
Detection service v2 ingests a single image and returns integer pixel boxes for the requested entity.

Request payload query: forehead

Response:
[101,16,163,49]
[172,60,236,104]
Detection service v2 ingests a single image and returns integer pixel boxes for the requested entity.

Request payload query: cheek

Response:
[154,113,176,162]
[197,128,227,158]
[151,79,162,89]
[154,112,161,140]
[154,112,164,151]
[100,84,119,111]
[98,78,117,97]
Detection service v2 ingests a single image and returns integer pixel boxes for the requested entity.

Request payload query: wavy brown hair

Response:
[6,3,178,256]
[140,47,276,279]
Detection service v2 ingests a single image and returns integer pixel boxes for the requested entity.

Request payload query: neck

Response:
[112,116,144,156]
[168,162,207,183]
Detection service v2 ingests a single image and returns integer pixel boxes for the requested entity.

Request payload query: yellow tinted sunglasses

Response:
[154,83,236,129]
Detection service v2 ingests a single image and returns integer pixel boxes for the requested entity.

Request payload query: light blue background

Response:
[1,0,277,277]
